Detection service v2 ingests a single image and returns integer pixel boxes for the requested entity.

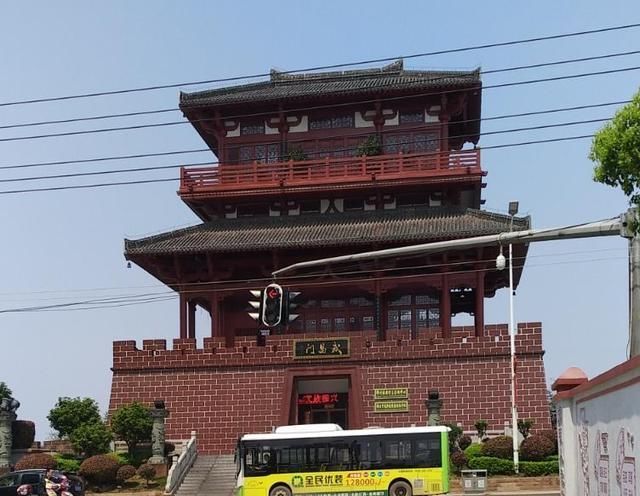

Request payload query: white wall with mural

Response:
[556,360,639,496]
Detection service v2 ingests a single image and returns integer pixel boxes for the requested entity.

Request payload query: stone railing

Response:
[164,431,197,495]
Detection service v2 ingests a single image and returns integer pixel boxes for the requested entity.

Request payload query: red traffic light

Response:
[266,286,280,299]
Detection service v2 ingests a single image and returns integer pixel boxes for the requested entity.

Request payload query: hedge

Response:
[468,456,515,475]
[520,434,556,461]
[116,465,137,483]
[467,456,559,477]
[464,443,484,459]
[79,454,120,484]
[53,454,81,473]
[481,436,514,459]
[15,453,57,470]
[520,460,560,476]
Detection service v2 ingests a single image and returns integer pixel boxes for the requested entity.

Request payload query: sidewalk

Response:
[451,491,560,496]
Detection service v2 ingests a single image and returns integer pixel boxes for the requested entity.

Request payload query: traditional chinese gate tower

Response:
[110,60,551,453]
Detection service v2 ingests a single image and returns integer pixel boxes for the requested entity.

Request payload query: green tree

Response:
[48,397,102,439]
[70,421,113,457]
[590,90,640,205]
[0,382,12,401]
[110,402,152,453]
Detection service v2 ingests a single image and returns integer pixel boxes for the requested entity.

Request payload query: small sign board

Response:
[374,400,409,413]
[374,388,408,400]
[293,338,350,359]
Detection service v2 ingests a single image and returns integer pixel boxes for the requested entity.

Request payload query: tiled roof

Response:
[179,59,481,108]
[124,207,529,257]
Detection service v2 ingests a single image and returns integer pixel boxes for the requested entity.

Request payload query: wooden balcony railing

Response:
[179,149,481,196]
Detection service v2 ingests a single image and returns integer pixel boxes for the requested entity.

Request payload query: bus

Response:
[236,424,451,496]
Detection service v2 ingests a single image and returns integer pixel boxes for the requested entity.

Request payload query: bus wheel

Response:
[269,486,292,496]
[389,481,412,496]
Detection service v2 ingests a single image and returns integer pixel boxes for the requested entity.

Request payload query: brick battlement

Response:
[112,323,543,371]
[109,322,549,454]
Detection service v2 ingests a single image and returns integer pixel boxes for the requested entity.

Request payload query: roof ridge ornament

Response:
[382,58,403,73]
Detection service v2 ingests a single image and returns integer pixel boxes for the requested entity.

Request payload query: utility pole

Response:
[624,207,640,357]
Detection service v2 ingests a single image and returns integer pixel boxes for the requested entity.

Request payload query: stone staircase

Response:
[175,454,237,496]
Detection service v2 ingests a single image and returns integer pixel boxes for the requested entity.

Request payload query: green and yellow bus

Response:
[236,424,450,496]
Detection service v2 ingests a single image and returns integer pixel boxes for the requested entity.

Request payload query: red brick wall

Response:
[109,323,550,454]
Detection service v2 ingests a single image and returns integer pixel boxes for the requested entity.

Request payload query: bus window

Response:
[357,439,383,469]
[414,436,442,468]
[244,446,275,476]
[383,438,412,468]
[328,444,351,471]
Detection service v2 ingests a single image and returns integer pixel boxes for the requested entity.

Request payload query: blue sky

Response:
[1,1,639,440]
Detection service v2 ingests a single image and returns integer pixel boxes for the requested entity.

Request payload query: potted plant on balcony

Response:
[356,135,382,156]
[285,146,308,161]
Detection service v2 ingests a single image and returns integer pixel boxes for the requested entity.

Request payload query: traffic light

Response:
[261,283,283,327]
[285,290,301,323]
[247,289,262,323]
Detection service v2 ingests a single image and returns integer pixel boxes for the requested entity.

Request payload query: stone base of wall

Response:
[450,475,560,492]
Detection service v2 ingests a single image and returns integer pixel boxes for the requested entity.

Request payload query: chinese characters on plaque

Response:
[293,338,350,359]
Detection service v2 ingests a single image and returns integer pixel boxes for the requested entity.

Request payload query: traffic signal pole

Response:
[274,213,640,358]
[631,232,640,357]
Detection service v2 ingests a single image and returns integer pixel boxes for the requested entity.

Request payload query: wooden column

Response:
[209,293,218,338]
[221,296,234,348]
[374,279,386,341]
[187,300,197,339]
[474,269,485,338]
[440,274,452,338]
[179,293,187,339]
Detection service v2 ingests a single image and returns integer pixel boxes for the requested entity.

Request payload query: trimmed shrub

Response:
[458,435,472,451]
[116,465,137,483]
[450,451,468,473]
[520,460,560,476]
[474,420,488,440]
[520,434,556,461]
[53,454,81,473]
[79,454,120,484]
[539,429,559,454]
[464,443,484,460]
[12,421,35,449]
[136,464,156,486]
[482,435,514,459]
[517,419,534,439]
[15,453,57,470]
[468,456,515,475]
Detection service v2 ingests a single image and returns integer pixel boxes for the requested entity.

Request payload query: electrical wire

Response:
[0,132,602,195]
[0,48,637,133]
[0,115,614,185]
[0,254,626,314]
[1,22,638,108]
[1,63,638,144]
[0,98,630,173]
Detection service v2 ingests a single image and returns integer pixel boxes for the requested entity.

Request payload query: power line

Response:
[1,63,638,144]
[0,116,613,185]
[1,245,625,301]
[1,255,625,314]
[0,98,628,172]
[1,22,639,108]
[1,48,637,133]
[0,133,598,195]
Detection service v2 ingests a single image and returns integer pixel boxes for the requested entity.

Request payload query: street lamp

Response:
[496,201,519,474]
